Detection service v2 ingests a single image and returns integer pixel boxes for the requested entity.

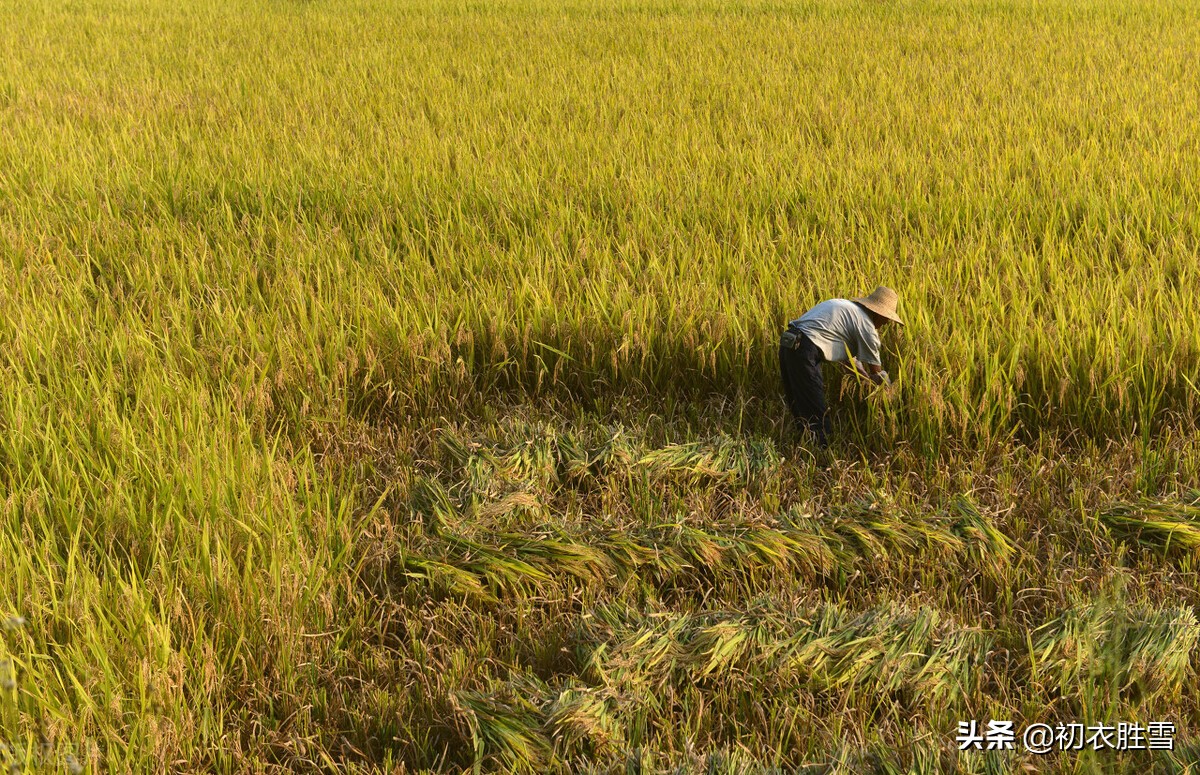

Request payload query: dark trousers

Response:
[779,333,830,446]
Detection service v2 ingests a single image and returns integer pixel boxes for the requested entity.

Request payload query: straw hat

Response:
[853,286,903,325]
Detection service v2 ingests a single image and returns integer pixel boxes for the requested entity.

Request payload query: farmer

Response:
[779,286,902,446]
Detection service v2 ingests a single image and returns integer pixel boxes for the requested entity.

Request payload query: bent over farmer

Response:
[779,286,902,446]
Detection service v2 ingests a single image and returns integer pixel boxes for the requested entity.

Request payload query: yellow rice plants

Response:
[2,0,1200,771]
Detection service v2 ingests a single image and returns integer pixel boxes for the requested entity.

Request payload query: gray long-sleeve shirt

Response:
[788,299,882,366]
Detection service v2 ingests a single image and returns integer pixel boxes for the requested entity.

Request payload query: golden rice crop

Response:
[2,0,1200,772]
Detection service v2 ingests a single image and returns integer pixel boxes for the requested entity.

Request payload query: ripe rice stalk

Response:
[673,618,754,679]
[637,443,732,482]
[438,431,476,471]
[634,435,780,485]
[830,494,931,561]
[438,422,648,495]
[586,428,638,475]
[899,516,967,559]
[442,534,553,592]
[672,524,730,569]
[454,674,626,771]
[473,491,545,522]
[636,521,841,585]
[496,433,564,487]
[829,503,922,559]
[1099,496,1200,557]
[543,686,625,758]
[735,526,839,579]
[1031,599,1200,707]
[433,430,1008,584]
[401,553,497,603]
[780,509,860,568]
[555,433,596,483]
[456,683,554,774]
[410,475,460,533]
[581,603,984,710]
[398,498,1011,604]
[947,496,1015,576]
[500,533,616,586]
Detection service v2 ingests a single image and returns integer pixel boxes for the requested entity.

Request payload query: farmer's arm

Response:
[845,359,888,384]
[855,321,889,385]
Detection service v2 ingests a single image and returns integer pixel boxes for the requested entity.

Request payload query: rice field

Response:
[1,0,1200,771]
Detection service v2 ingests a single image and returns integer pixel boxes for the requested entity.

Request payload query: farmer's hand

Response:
[859,360,887,385]
[869,370,899,406]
